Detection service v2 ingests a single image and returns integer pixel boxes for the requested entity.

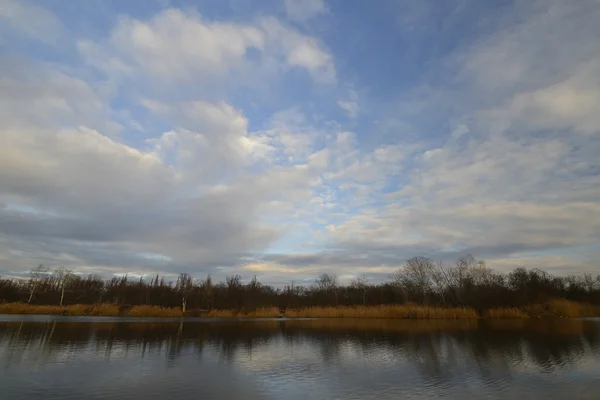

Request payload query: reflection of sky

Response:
[1,320,600,399]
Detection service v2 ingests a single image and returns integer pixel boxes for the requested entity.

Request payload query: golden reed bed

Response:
[0,299,598,319]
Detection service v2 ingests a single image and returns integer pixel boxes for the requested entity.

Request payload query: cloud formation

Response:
[284,0,328,22]
[0,0,599,283]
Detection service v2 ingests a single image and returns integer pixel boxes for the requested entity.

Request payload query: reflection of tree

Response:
[316,336,341,365]
[1,319,599,383]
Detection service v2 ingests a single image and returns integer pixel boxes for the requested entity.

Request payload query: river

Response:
[1,315,599,399]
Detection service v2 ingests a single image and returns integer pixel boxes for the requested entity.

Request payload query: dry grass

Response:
[1,300,599,319]
[483,307,529,319]
[548,299,582,317]
[521,303,546,317]
[0,303,63,315]
[84,304,120,316]
[245,307,281,318]
[128,305,182,317]
[283,305,479,319]
[174,305,477,319]
[547,299,600,318]
[0,303,121,316]
[205,309,241,317]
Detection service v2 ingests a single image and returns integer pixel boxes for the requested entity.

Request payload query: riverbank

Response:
[0,299,598,319]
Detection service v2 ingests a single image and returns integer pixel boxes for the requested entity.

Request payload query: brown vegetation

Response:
[547,299,600,318]
[4,301,598,319]
[0,303,120,316]
[483,307,529,319]
[3,256,600,318]
[281,305,479,319]
[2,254,600,320]
[127,305,182,317]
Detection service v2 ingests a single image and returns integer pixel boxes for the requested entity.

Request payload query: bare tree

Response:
[28,264,49,304]
[393,257,435,304]
[429,261,449,306]
[54,267,74,307]
[448,255,479,304]
[226,274,243,309]
[315,273,339,304]
[201,275,213,310]
[176,273,194,312]
[314,273,337,291]
[350,275,370,305]
[469,260,492,286]
[583,273,597,293]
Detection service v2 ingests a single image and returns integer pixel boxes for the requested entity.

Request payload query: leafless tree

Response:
[350,275,370,305]
[28,264,49,304]
[54,267,74,307]
[201,275,213,309]
[314,273,337,291]
[393,257,436,304]
[315,273,338,304]
[176,273,194,312]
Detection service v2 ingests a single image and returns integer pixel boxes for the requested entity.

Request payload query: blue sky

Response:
[1,0,599,284]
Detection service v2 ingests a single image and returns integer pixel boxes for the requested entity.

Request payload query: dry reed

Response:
[283,305,478,319]
[83,304,120,316]
[128,305,182,317]
[0,303,122,316]
[547,299,600,318]
[1,299,598,319]
[483,308,529,319]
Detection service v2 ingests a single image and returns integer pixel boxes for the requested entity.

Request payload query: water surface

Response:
[1,315,599,399]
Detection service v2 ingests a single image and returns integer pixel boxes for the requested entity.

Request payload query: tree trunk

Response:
[60,286,65,307]
[28,285,36,304]
[182,298,187,313]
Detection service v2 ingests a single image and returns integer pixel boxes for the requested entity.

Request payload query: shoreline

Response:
[1,300,598,319]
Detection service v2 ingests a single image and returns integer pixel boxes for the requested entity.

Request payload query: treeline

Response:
[1,255,599,312]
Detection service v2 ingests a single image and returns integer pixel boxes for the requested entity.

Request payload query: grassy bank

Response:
[1,299,598,319]
[0,303,122,316]
[197,305,478,319]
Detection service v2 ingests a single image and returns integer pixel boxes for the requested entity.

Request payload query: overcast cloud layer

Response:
[1,0,599,284]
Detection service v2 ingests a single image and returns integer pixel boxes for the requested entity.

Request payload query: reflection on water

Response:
[1,316,599,399]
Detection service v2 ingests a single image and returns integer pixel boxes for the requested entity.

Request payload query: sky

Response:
[1,0,599,285]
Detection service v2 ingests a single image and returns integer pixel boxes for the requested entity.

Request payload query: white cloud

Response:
[0,57,113,133]
[457,1,600,96]
[101,9,264,80]
[481,61,600,135]
[450,124,469,139]
[326,124,600,273]
[1,0,599,283]
[315,0,600,274]
[142,99,248,138]
[337,90,359,118]
[0,0,64,44]
[0,56,343,279]
[259,17,336,83]
[78,9,336,84]
[284,0,328,22]
[0,59,282,275]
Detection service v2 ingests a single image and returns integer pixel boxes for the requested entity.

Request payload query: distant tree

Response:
[314,273,339,304]
[315,273,337,292]
[54,267,74,306]
[226,274,243,309]
[393,257,436,304]
[508,267,529,303]
[350,275,369,305]
[201,275,213,309]
[28,264,49,304]
[2,255,600,312]
[176,273,194,312]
